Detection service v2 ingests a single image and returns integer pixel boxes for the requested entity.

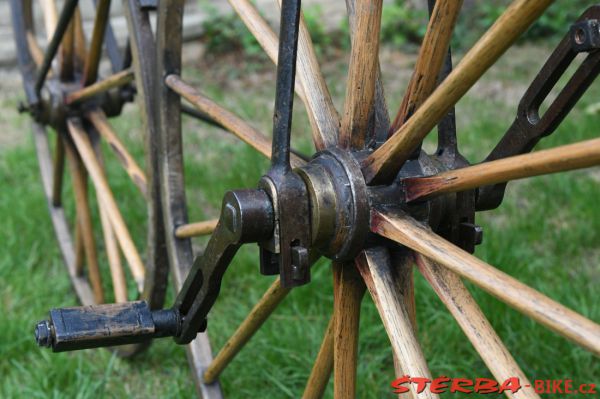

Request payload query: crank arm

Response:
[477,5,600,210]
[35,189,274,351]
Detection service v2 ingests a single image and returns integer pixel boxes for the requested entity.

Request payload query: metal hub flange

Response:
[296,148,370,261]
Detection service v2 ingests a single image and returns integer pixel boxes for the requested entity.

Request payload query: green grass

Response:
[1,43,599,398]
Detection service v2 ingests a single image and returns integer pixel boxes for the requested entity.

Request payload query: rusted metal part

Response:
[259,0,312,288]
[477,5,600,210]
[296,148,369,261]
[35,301,179,351]
[174,190,275,344]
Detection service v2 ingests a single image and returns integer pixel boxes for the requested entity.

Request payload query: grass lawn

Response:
[1,41,599,398]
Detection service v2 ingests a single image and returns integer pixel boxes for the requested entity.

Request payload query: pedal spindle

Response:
[35,301,180,352]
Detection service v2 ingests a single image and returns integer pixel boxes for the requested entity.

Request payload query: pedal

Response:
[35,301,180,352]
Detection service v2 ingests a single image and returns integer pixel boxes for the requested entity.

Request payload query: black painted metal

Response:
[35,0,80,96]
[477,5,600,210]
[35,301,180,352]
[258,0,312,287]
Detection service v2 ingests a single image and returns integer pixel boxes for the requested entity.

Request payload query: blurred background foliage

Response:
[199,0,594,57]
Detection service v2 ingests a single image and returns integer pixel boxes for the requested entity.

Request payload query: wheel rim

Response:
[11,0,169,357]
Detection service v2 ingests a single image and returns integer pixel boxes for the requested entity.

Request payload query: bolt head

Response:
[35,320,53,348]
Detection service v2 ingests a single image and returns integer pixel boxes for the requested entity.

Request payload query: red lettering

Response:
[564,380,573,394]
[581,383,597,394]
[412,377,431,394]
[430,376,450,394]
[475,378,499,394]
[450,378,473,394]
[534,380,545,394]
[499,377,522,394]
[391,375,411,394]
[551,379,564,394]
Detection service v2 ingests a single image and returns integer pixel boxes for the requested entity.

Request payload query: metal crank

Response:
[35,189,275,351]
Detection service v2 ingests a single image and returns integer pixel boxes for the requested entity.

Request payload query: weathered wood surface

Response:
[87,109,148,197]
[333,262,365,399]
[175,219,219,238]
[356,248,437,399]
[64,138,104,303]
[340,0,383,149]
[66,68,134,104]
[302,315,334,399]
[67,118,146,292]
[165,74,305,168]
[390,0,463,132]
[203,278,290,384]
[416,255,539,399]
[362,0,554,183]
[404,137,600,201]
[372,209,600,356]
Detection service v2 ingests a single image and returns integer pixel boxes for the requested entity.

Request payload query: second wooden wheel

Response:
[11,0,168,356]
[155,0,600,397]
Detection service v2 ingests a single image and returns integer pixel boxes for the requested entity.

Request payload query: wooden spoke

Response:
[26,31,45,67]
[333,262,365,399]
[405,137,600,202]
[203,278,291,384]
[83,0,111,85]
[356,248,437,399]
[94,146,128,303]
[390,0,463,132]
[275,0,340,150]
[164,74,305,168]
[74,213,84,276]
[59,10,75,81]
[98,200,127,302]
[66,69,134,105]
[345,0,390,143]
[51,135,65,206]
[302,315,334,399]
[64,138,104,303]
[229,0,339,150]
[67,118,146,292]
[340,0,383,149]
[228,0,307,102]
[371,209,600,355]
[175,219,218,238]
[86,109,148,197]
[361,0,554,184]
[39,0,58,40]
[415,255,539,399]
[73,6,87,68]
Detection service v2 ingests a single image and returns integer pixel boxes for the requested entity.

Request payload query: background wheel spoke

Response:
[67,118,145,292]
[64,138,104,303]
[165,74,305,168]
[87,109,148,197]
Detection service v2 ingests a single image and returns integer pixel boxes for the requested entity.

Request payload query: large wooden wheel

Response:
[10,0,168,356]
[23,0,599,398]
[156,1,600,397]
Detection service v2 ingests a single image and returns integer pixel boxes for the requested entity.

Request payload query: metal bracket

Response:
[258,0,312,288]
[477,5,600,210]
